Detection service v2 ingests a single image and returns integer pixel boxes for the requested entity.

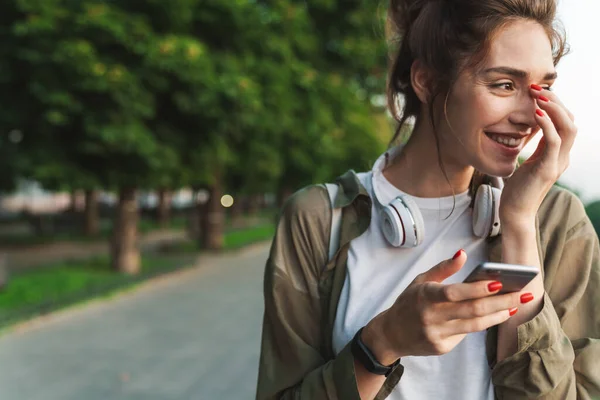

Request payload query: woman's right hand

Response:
[363,249,529,365]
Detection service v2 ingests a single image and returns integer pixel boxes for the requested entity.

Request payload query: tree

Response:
[2,0,391,256]
[585,200,600,237]
[0,2,31,193]
[5,1,174,273]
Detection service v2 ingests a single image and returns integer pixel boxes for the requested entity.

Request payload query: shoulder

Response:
[280,184,331,224]
[269,184,331,279]
[538,185,592,239]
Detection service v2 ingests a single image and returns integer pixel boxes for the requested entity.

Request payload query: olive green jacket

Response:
[256,170,600,399]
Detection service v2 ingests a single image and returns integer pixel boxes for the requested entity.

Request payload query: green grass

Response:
[0,255,188,311]
[0,222,276,328]
[138,216,187,233]
[158,223,276,254]
[224,224,276,249]
[0,260,113,310]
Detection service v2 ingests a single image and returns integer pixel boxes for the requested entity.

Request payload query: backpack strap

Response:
[322,183,342,263]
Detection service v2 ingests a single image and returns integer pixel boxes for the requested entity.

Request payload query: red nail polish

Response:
[531,84,543,91]
[488,282,503,292]
[452,249,463,260]
[536,109,544,117]
[538,95,549,102]
[521,293,534,304]
[509,307,519,316]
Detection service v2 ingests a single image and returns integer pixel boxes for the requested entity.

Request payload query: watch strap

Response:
[351,327,401,377]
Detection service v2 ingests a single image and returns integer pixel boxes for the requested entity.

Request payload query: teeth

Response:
[488,133,522,148]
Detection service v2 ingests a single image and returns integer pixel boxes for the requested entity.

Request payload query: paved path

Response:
[0,242,271,400]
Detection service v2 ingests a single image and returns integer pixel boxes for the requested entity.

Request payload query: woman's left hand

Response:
[499,85,578,226]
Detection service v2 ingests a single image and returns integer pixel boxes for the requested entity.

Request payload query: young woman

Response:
[256,0,600,399]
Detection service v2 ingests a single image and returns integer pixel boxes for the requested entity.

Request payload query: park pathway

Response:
[0,242,271,400]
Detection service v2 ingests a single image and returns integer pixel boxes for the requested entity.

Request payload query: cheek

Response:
[467,93,512,127]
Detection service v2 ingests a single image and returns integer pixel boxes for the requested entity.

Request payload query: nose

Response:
[508,91,539,132]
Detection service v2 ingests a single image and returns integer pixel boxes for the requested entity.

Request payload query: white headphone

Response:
[371,148,503,248]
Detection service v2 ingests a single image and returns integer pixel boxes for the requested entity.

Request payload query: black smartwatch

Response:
[351,327,401,377]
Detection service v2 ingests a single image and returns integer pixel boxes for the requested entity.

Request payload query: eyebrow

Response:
[481,66,558,80]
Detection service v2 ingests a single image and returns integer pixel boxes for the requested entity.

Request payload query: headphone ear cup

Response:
[380,206,403,247]
[473,184,493,238]
[489,186,502,237]
[381,195,425,247]
[401,196,425,246]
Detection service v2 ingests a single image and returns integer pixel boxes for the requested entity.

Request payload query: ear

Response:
[410,59,433,104]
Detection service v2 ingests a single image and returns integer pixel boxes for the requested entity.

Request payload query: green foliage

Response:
[224,224,276,249]
[1,0,389,197]
[585,201,600,237]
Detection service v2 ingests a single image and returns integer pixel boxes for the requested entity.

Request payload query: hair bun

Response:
[389,0,436,34]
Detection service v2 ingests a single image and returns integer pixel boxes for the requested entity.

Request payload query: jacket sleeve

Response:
[255,185,363,399]
[491,191,600,399]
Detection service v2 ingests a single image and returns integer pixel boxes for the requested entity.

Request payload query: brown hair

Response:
[385,0,569,198]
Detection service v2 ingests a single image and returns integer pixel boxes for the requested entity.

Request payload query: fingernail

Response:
[521,293,534,304]
[538,95,549,102]
[509,307,519,316]
[452,249,464,260]
[531,84,543,91]
[536,109,544,117]
[488,281,503,292]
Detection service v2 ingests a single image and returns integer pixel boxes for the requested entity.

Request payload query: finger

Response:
[444,308,516,336]
[525,136,546,163]
[533,108,562,165]
[536,96,578,152]
[438,280,504,303]
[416,249,466,284]
[420,282,451,303]
[444,291,522,320]
[530,86,575,122]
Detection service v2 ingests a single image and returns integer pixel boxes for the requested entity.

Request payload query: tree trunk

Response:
[188,189,207,241]
[111,188,140,274]
[157,188,171,228]
[201,180,224,250]
[84,189,99,236]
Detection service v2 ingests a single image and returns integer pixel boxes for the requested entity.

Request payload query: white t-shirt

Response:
[331,170,495,400]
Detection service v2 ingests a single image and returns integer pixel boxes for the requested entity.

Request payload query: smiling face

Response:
[438,19,557,178]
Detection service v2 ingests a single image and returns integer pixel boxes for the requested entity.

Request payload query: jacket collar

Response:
[333,169,371,208]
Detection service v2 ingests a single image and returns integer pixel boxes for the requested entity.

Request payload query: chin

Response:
[476,159,518,178]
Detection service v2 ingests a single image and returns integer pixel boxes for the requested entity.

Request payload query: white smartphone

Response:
[462,262,539,294]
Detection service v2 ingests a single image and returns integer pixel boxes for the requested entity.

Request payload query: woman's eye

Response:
[492,82,515,91]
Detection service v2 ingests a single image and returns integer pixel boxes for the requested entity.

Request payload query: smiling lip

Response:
[484,132,524,157]
[485,131,528,139]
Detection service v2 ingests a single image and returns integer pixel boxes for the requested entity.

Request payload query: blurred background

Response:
[0,1,597,399]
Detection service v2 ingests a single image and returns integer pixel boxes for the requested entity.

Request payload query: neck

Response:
[383,121,474,198]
